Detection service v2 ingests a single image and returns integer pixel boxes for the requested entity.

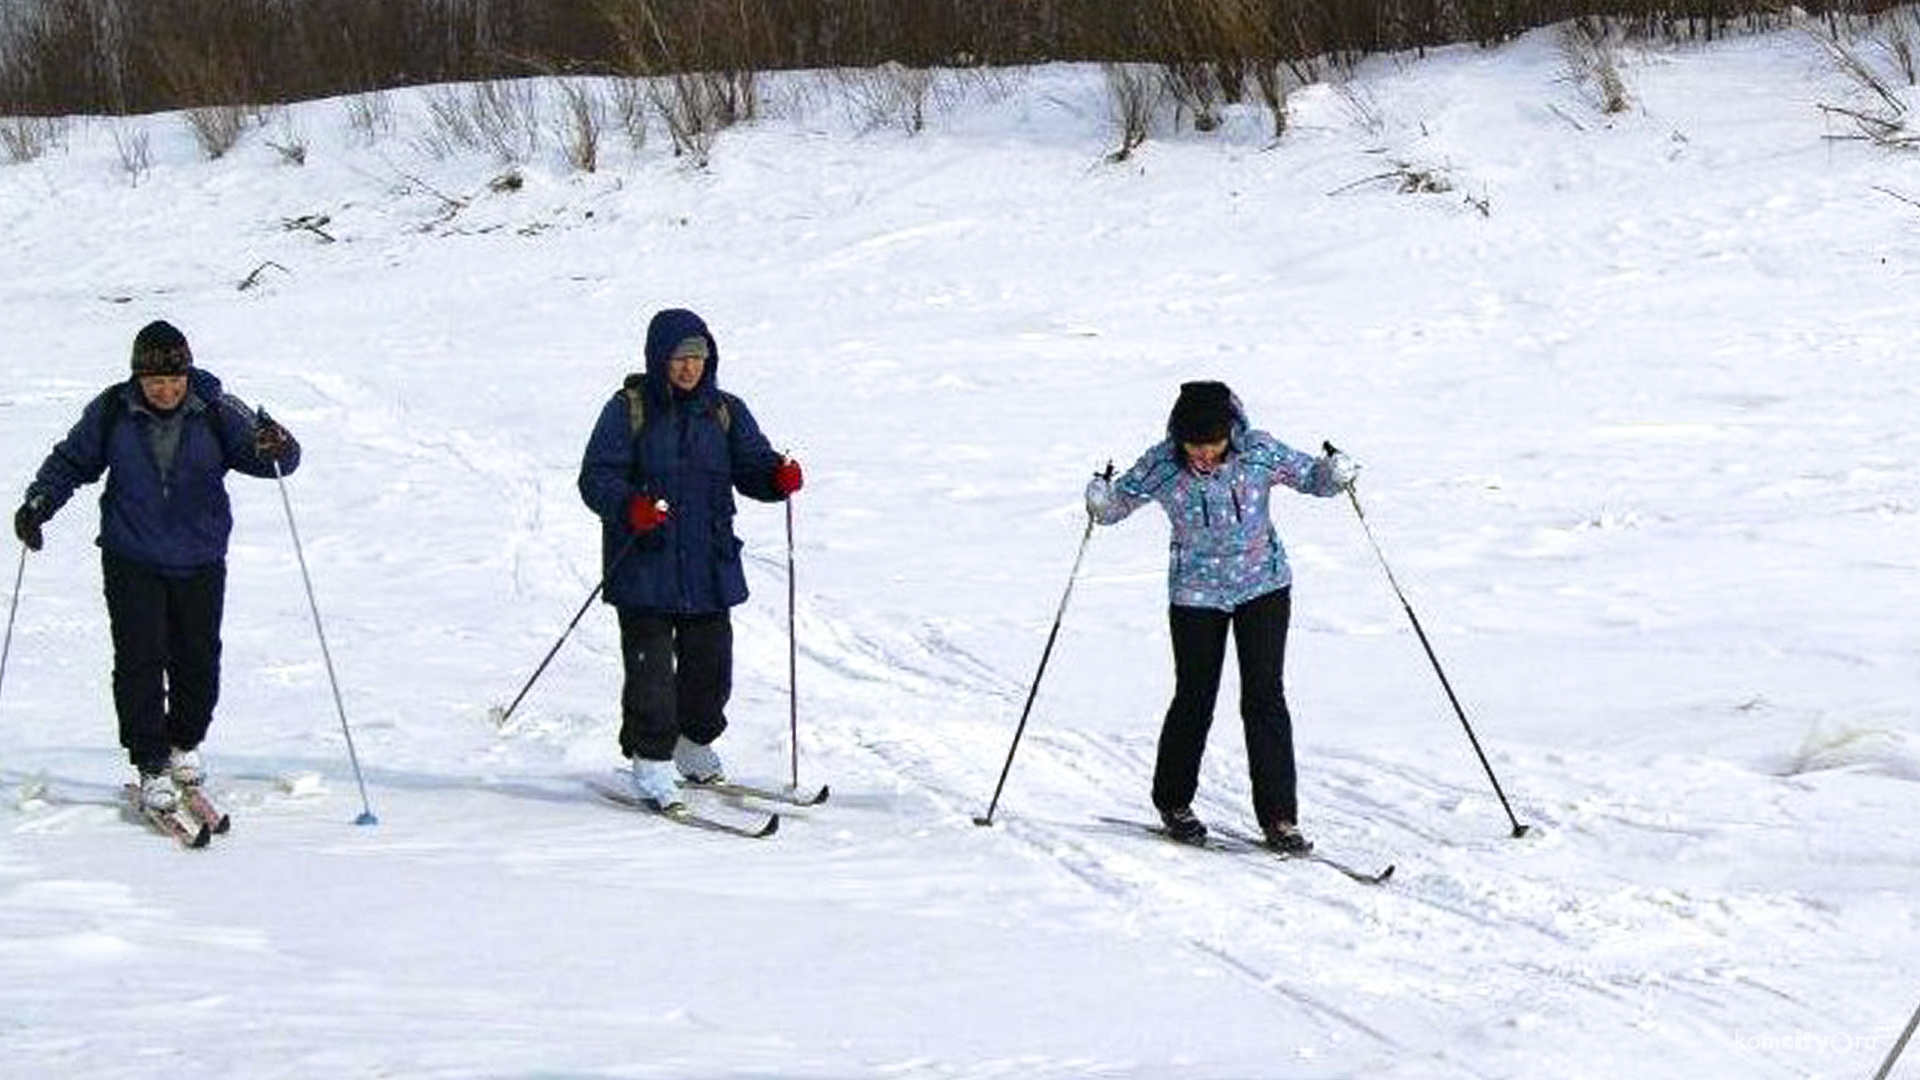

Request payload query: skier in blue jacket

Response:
[578,308,802,811]
[12,320,299,813]
[1086,381,1355,853]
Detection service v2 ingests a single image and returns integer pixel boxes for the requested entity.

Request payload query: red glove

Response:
[772,458,804,496]
[627,495,671,534]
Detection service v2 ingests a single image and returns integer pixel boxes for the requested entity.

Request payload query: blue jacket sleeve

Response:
[1242,432,1340,497]
[578,396,635,522]
[212,392,302,478]
[1088,442,1179,525]
[723,395,786,504]
[26,390,115,516]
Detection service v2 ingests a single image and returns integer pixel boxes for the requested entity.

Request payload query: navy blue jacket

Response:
[26,369,300,572]
[577,309,786,613]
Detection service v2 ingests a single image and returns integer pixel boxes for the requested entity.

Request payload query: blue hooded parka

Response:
[26,368,300,572]
[577,309,786,613]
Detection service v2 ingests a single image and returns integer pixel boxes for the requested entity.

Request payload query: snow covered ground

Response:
[3,23,1919,1080]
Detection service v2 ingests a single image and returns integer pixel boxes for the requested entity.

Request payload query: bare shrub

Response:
[650,71,754,167]
[470,80,543,163]
[1335,82,1384,136]
[651,75,718,167]
[610,78,650,152]
[420,86,481,158]
[183,105,251,159]
[1160,62,1221,133]
[1560,18,1632,115]
[1,115,68,163]
[342,91,394,145]
[1877,7,1920,86]
[416,81,541,162]
[1812,21,1915,151]
[265,110,308,165]
[1103,62,1164,163]
[553,79,607,172]
[837,62,945,134]
[713,70,760,126]
[1251,61,1292,142]
[110,121,151,184]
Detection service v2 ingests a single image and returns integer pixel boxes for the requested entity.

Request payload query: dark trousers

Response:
[102,551,226,772]
[1153,586,1298,827]
[617,609,732,761]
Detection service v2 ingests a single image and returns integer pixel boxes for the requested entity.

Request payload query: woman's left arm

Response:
[725,395,786,503]
[1244,432,1342,497]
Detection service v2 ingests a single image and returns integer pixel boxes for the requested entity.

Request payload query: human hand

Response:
[13,496,49,552]
[254,411,293,463]
[627,495,671,534]
[772,458,804,497]
[1084,461,1115,516]
[1325,450,1359,490]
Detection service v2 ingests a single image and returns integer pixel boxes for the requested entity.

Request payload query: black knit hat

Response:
[1169,380,1235,444]
[131,320,192,376]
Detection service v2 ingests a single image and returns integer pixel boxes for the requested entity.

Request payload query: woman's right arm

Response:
[27,391,115,514]
[576,397,634,522]
[1086,442,1177,525]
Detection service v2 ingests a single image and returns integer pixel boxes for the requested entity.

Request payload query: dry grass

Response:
[1560,18,1632,116]
[0,114,67,163]
[110,120,152,184]
[1104,62,1165,163]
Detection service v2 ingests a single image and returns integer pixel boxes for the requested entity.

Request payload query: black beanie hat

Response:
[1169,380,1235,444]
[131,320,192,376]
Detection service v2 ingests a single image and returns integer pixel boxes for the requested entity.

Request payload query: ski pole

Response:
[974,474,1104,827]
[0,544,24,713]
[1872,998,1920,1080]
[495,535,637,729]
[1327,441,1530,839]
[269,454,378,827]
[786,496,800,790]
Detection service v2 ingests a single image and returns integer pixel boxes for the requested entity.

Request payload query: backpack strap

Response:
[96,384,129,449]
[620,374,731,436]
[621,373,647,436]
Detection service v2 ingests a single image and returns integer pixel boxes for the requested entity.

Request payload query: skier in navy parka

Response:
[578,308,802,811]
[12,320,299,814]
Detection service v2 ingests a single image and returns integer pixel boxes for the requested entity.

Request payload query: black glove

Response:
[253,411,292,464]
[14,496,49,552]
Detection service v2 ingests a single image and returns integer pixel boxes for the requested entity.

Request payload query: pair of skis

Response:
[591,777,830,839]
[124,783,231,849]
[1096,815,1395,886]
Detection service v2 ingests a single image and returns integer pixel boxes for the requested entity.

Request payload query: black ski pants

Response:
[102,550,225,773]
[617,608,731,761]
[1153,586,1299,828]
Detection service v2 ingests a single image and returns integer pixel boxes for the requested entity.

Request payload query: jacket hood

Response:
[642,308,719,400]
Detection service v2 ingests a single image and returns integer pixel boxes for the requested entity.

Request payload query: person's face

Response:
[668,354,705,392]
[138,375,188,411]
[1182,437,1230,474]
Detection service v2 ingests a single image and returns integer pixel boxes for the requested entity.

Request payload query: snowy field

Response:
[3,23,1919,1080]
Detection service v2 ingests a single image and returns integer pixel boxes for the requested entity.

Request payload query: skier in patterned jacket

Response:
[578,308,802,812]
[1085,380,1356,854]
[12,320,299,814]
